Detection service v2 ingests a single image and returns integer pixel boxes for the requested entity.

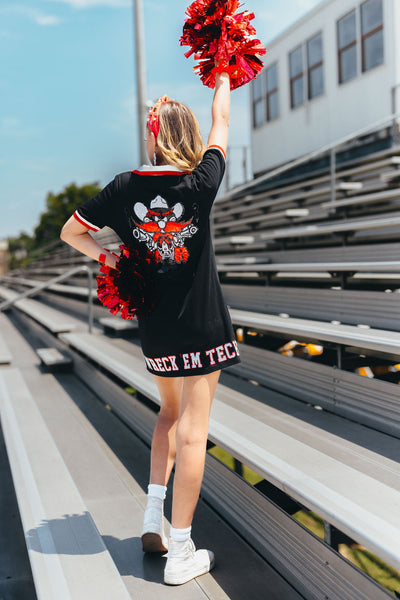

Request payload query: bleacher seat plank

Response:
[216,241,400,264]
[230,342,400,438]
[99,317,138,332]
[59,331,400,572]
[222,283,400,331]
[260,211,400,241]
[1,277,90,298]
[0,367,132,600]
[322,187,400,210]
[218,260,400,272]
[36,348,73,371]
[213,213,400,247]
[228,308,400,355]
[379,168,400,183]
[0,286,81,333]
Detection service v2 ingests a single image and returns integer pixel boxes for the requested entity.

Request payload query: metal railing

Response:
[221,104,400,202]
[0,265,95,332]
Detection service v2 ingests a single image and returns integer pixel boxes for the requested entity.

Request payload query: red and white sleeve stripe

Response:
[207,145,226,161]
[73,210,100,232]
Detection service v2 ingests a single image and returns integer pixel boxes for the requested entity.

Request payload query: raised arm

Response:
[207,69,230,154]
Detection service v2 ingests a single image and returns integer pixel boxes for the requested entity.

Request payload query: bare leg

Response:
[150,374,183,486]
[171,370,221,529]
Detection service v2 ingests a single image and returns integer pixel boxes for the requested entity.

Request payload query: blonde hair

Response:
[156,101,206,171]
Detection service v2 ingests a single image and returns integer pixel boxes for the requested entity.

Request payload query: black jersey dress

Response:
[73,145,241,377]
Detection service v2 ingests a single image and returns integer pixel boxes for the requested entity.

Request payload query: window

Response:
[289,46,304,109]
[337,10,357,83]
[307,33,324,99]
[361,0,383,72]
[266,63,279,121]
[252,73,265,128]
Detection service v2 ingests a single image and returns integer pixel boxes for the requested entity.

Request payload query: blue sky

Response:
[0,0,320,239]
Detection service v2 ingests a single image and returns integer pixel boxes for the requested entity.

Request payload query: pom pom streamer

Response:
[96,244,160,320]
[180,0,266,90]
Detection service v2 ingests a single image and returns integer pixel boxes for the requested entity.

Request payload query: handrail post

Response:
[225,147,230,192]
[0,265,94,310]
[330,147,336,208]
[391,85,400,145]
[242,145,248,183]
[0,264,97,333]
[87,268,93,333]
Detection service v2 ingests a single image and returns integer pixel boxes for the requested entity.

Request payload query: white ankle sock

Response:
[147,483,167,500]
[170,525,192,542]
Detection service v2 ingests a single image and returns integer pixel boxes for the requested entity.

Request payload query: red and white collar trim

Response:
[132,164,191,176]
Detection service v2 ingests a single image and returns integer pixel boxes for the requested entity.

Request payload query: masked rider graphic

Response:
[132,195,198,263]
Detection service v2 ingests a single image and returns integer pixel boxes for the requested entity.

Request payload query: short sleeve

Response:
[73,176,120,232]
[191,146,226,200]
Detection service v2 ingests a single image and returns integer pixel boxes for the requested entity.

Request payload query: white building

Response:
[250,0,399,177]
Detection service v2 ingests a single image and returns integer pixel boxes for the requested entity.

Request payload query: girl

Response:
[60,67,241,585]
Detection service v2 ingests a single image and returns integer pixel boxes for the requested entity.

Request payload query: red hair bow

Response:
[147,95,173,138]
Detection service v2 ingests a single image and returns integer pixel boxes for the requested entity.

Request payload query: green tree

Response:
[33,182,101,248]
[7,182,101,269]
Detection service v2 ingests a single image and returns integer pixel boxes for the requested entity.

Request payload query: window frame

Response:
[360,0,384,72]
[265,62,280,122]
[306,31,324,100]
[251,72,265,129]
[337,8,358,85]
[289,44,305,110]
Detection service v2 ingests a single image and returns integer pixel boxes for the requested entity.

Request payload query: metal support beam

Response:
[336,345,342,370]
[133,0,148,165]
[233,458,243,476]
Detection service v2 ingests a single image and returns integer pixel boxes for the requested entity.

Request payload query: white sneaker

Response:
[141,505,168,553]
[164,537,215,585]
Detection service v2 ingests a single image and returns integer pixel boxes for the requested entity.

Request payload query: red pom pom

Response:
[180,0,266,90]
[96,244,160,320]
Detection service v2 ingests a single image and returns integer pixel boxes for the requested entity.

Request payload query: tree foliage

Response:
[34,182,101,247]
[8,181,101,268]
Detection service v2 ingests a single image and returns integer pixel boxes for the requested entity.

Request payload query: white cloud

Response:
[0,5,61,26]
[35,14,61,25]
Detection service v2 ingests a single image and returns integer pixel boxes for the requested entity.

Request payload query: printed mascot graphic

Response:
[132,196,198,263]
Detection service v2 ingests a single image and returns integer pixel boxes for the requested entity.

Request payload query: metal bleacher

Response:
[1,126,400,599]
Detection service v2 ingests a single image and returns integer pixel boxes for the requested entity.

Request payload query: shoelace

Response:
[169,538,196,559]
